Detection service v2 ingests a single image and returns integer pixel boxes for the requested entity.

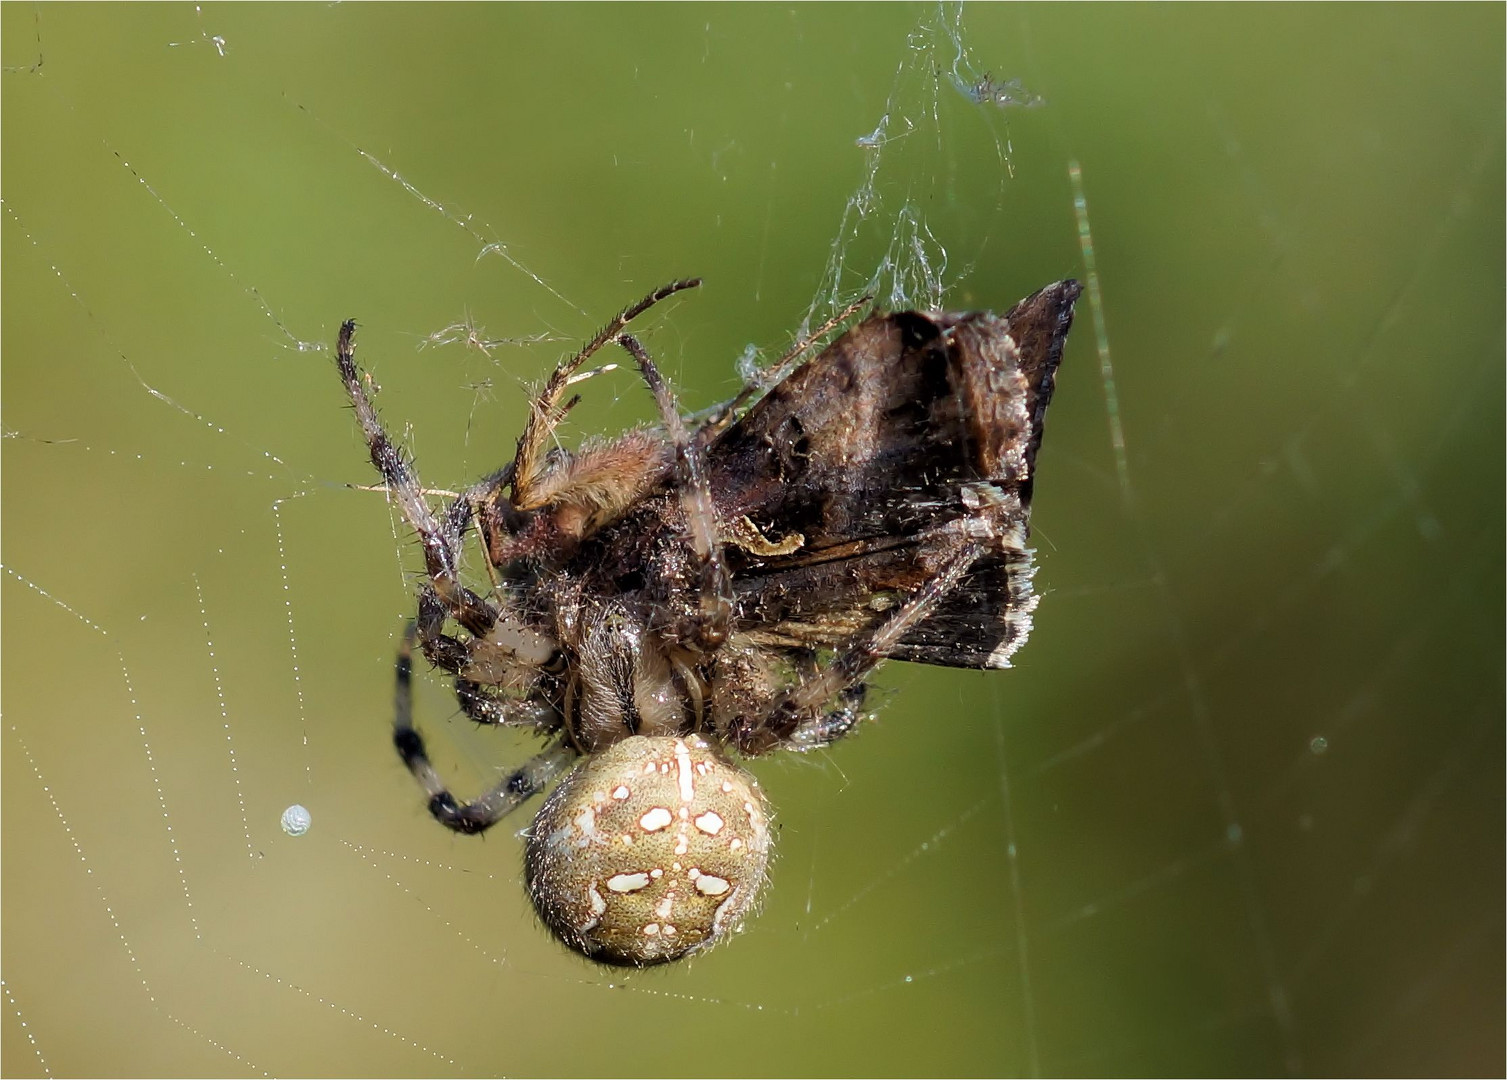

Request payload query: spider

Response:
[333,277,1080,965]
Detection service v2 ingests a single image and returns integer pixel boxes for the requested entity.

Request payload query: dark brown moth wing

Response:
[707,280,1081,670]
[989,278,1079,506]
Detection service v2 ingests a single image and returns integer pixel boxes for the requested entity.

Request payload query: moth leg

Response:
[394,622,575,834]
[335,321,497,639]
[618,332,732,651]
[509,279,700,511]
[735,539,985,752]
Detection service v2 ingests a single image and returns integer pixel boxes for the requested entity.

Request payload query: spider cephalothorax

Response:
[335,277,1079,965]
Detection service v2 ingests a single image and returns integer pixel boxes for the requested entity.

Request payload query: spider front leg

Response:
[618,332,732,650]
[394,622,576,835]
[335,321,496,638]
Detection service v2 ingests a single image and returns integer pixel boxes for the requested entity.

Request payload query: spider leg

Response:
[510,279,701,511]
[394,622,575,835]
[445,469,511,590]
[618,332,732,650]
[335,321,496,638]
[414,587,559,729]
[734,536,986,753]
[693,293,872,447]
[785,683,868,752]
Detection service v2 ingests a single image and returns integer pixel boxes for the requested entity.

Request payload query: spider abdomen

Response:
[524,735,771,966]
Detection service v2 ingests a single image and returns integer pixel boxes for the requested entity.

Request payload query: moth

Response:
[334,278,1081,965]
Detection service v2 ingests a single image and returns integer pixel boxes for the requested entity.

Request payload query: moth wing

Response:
[709,280,1080,670]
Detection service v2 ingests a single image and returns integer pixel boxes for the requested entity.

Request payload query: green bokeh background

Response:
[3,4,1502,1077]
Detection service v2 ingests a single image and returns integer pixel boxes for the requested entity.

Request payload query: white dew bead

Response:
[280,804,312,837]
[525,735,771,966]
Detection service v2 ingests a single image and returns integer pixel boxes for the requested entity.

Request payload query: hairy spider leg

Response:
[335,321,497,639]
[408,586,556,729]
[394,622,577,834]
[439,469,513,591]
[351,475,509,593]
[338,325,554,728]
[617,333,733,650]
[509,279,702,511]
[736,536,987,754]
[693,293,873,448]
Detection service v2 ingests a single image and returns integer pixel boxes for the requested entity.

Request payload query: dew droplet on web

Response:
[281,804,312,837]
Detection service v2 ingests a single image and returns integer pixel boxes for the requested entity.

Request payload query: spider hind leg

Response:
[786,683,869,752]
[732,536,986,755]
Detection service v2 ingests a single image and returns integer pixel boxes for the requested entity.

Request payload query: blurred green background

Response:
[3,4,1502,1077]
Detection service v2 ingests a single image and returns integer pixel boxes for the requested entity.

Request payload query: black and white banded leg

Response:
[393,622,576,834]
